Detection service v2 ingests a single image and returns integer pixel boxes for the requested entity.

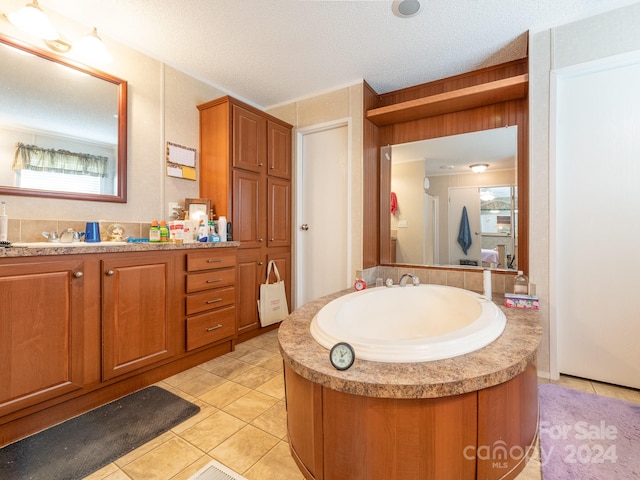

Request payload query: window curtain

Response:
[12,143,109,178]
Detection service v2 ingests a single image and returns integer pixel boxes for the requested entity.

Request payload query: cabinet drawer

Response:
[186,306,236,351]
[186,286,235,315]
[187,249,236,272]
[186,268,235,293]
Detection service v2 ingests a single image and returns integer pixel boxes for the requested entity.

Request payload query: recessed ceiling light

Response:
[392,0,423,18]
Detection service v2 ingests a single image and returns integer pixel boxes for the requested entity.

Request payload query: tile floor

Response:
[82,329,640,480]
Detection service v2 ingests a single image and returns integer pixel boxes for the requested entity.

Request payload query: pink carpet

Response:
[538,383,640,479]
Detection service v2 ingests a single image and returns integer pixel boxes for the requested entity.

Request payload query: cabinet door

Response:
[267,177,291,248]
[267,120,291,179]
[233,169,266,248]
[0,259,85,416]
[267,250,292,314]
[102,255,176,381]
[232,104,267,173]
[236,248,262,334]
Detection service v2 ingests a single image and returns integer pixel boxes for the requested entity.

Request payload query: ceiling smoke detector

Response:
[392,0,423,18]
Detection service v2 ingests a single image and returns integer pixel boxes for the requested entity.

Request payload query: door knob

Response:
[300,224,309,231]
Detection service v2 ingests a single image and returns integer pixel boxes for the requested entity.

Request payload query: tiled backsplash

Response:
[360,265,515,295]
[6,218,151,243]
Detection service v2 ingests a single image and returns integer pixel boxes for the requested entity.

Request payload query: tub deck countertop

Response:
[278,288,542,399]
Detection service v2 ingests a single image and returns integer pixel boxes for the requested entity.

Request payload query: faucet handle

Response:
[385,278,394,287]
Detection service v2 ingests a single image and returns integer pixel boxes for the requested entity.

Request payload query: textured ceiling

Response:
[40,0,630,108]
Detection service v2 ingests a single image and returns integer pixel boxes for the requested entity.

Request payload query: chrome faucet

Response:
[399,273,420,287]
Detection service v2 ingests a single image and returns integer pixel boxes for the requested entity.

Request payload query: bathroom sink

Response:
[12,241,130,248]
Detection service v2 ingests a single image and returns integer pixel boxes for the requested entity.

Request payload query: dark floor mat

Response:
[0,385,200,480]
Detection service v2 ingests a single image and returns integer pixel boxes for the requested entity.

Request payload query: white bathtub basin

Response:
[310,284,506,362]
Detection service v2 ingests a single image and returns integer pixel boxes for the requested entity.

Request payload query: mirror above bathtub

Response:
[388,126,518,270]
[0,33,127,203]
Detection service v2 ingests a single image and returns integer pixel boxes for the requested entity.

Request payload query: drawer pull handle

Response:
[207,259,223,263]
[206,324,223,332]
[206,298,223,304]
[206,278,222,283]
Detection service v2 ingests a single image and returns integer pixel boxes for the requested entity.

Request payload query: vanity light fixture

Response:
[72,28,113,64]
[6,0,58,40]
[470,163,489,173]
[4,2,112,63]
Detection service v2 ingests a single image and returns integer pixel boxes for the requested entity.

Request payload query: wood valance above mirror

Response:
[362,57,529,274]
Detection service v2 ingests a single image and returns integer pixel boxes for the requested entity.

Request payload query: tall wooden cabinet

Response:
[198,96,292,338]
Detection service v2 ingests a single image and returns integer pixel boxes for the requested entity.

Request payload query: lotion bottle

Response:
[0,201,8,242]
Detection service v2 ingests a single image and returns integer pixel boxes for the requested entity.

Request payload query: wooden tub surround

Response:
[278,289,542,480]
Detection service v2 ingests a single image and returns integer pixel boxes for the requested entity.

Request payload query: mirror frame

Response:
[0,33,128,203]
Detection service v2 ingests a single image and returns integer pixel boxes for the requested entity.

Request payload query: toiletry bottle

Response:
[149,220,160,242]
[0,201,7,242]
[513,270,528,295]
[183,213,194,243]
[198,220,208,242]
[218,216,227,243]
[159,220,169,243]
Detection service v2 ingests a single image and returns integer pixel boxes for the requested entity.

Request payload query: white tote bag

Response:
[257,260,289,327]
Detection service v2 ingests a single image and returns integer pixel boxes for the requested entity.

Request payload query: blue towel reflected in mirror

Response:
[457,206,472,255]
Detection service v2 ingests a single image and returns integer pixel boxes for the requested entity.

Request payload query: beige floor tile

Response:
[237,349,279,366]
[243,440,305,480]
[175,371,228,397]
[180,410,246,452]
[210,358,256,380]
[170,402,219,435]
[223,390,279,423]
[211,424,280,473]
[257,355,284,372]
[199,380,252,408]
[591,381,640,404]
[223,342,255,359]
[162,366,207,387]
[251,400,288,439]
[552,375,596,394]
[82,462,123,480]
[231,366,279,389]
[255,374,285,399]
[114,430,175,467]
[171,454,215,480]
[99,470,133,480]
[121,437,203,480]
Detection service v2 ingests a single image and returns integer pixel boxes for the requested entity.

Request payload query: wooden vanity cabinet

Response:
[101,254,179,381]
[199,96,292,339]
[0,258,88,417]
[185,248,237,351]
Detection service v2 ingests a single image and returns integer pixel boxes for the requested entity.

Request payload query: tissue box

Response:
[504,293,539,310]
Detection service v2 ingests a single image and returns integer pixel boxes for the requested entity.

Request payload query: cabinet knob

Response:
[258,261,264,266]
[105,270,115,276]
[270,238,275,241]
[73,271,83,278]
[270,165,275,170]
[258,238,264,242]
[258,162,264,167]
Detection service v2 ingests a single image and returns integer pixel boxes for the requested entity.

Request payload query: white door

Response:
[448,187,481,266]
[296,122,350,307]
[552,54,640,389]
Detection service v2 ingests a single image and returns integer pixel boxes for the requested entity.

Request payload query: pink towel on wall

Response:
[390,192,399,215]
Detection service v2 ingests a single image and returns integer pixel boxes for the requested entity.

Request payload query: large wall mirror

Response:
[387,126,519,271]
[0,33,127,202]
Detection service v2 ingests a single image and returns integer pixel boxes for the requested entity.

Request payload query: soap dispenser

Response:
[0,201,8,242]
